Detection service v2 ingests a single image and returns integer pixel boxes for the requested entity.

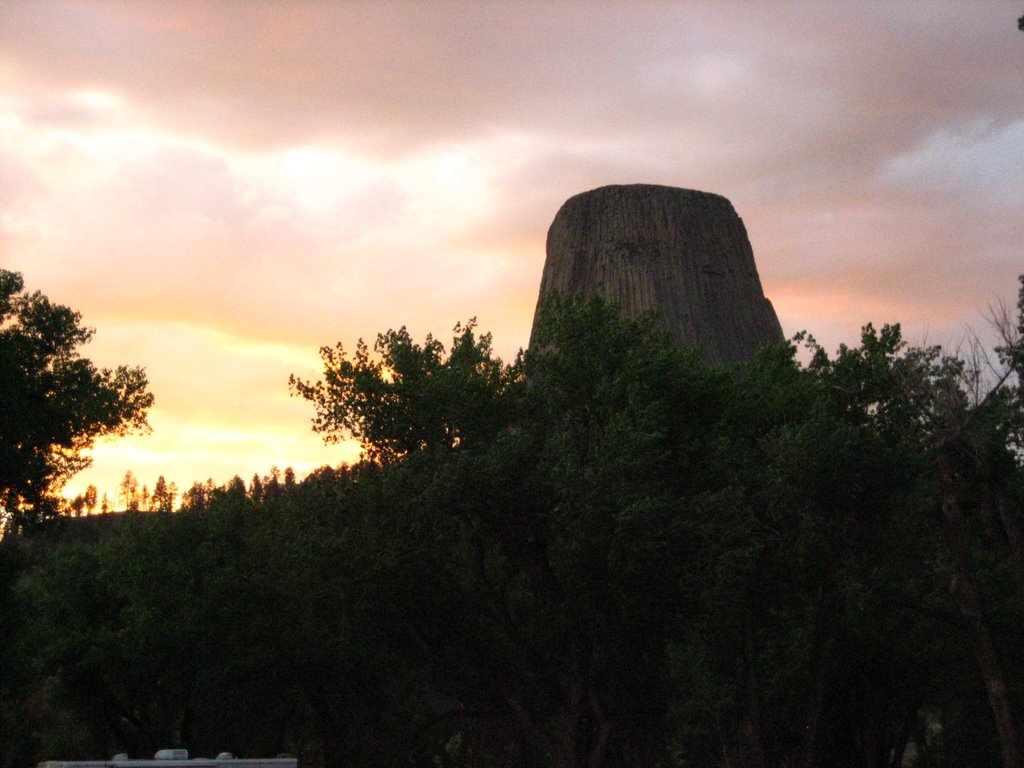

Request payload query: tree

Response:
[292,298,729,765]
[912,283,1024,768]
[0,270,153,532]
[226,475,247,498]
[779,295,1024,768]
[0,538,36,767]
[119,470,140,512]
[290,293,1024,767]
[9,284,1023,766]
[290,318,515,464]
[248,473,264,504]
[84,485,98,514]
[263,467,283,500]
[23,504,291,757]
[151,476,176,513]
[181,481,208,511]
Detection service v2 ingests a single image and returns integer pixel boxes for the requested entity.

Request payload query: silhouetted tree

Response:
[84,485,98,514]
[11,288,1024,768]
[0,270,152,532]
[151,476,175,512]
[248,473,264,504]
[119,471,140,512]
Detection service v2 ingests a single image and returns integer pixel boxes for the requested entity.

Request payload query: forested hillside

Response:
[4,287,1024,768]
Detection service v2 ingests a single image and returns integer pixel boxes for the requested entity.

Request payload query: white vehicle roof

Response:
[38,751,296,768]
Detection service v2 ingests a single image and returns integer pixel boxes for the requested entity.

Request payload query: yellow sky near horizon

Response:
[2,2,1022,506]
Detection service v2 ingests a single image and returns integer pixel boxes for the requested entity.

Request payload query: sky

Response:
[1,1,1022,506]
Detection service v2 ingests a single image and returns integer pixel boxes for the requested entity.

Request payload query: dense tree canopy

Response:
[284,291,1024,767]
[5,286,1024,767]
[0,270,153,531]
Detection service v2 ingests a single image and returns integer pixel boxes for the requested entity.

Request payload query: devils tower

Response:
[531,184,784,365]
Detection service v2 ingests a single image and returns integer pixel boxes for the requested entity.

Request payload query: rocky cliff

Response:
[531,184,784,365]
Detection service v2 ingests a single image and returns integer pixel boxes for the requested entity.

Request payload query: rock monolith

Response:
[531,184,784,365]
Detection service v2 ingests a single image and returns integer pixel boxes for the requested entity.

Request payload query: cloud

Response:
[2,0,1022,501]
[883,119,1024,207]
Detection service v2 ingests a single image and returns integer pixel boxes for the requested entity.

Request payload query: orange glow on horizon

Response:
[4,3,1019,512]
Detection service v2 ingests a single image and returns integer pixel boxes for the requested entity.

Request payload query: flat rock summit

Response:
[532,184,784,365]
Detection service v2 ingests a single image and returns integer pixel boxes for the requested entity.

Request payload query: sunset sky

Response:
[1,2,1022,505]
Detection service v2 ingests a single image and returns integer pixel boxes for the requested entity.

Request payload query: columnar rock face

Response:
[531,184,784,365]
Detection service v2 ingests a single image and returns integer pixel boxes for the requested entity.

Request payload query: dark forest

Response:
[4,269,1024,768]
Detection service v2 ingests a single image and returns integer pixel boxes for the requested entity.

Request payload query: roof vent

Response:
[155,750,189,761]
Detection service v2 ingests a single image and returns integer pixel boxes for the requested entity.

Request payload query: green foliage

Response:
[290,319,516,463]
[0,538,39,767]
[23,500,312,761]
[0,271,153,531]
[10,287,1024,768]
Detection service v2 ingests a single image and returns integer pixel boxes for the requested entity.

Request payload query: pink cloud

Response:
[2,0,1021,499]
